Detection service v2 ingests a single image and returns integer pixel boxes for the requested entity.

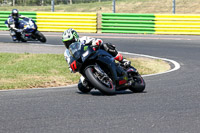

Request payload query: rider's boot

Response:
[114,53,131,67]
[80,76,92,89]
[12,35,17,41]
[10,30,17,41]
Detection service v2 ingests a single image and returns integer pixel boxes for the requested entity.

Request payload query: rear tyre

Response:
[129,75,145,93]
[35,31,46,43]
[85,67,115,95]
[20,37,27,42]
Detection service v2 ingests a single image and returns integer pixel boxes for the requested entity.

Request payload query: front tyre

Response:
[129,75,145,93]
[85,67,115,95]
[35,31,46,43]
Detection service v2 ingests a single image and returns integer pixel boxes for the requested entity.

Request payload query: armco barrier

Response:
[154,14,200,35]
[101,13,155,34]
[101,13,200,35]
[0,11,97,33]
[36,12,97,33]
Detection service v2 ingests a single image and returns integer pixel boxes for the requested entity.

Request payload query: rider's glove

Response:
[17,29,23,32]
[11,28,18,32]
[92,39,103,47]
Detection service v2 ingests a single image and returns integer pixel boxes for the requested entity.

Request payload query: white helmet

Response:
[62,28,79,48]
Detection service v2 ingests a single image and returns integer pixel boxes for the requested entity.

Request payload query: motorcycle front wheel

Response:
[85,67,116,95]
[35,31,46,43]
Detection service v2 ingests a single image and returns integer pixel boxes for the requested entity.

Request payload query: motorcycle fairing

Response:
[89,49,129,89]
[19,18,37,33]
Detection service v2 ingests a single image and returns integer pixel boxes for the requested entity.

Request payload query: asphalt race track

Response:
[0,31,200,133]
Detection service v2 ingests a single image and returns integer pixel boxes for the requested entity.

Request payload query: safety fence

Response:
[0,11,97,33]
[101,13,155,34]
[2,11,200,35]
[154,14,200,35]
[101,13,200,35]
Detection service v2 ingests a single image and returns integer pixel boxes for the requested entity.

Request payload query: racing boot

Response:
[78,76,93,93]
[12,35,17,41]
[121,58,131,68]
[10,30,17,41]
[114,53,131,68]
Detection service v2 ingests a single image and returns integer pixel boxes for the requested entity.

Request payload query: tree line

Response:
[0,0,109,6]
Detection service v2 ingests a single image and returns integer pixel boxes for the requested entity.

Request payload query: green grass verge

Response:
[0,53,170,90]
[0,0,200,14]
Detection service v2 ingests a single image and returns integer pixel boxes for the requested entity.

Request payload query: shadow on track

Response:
[77,90,147,96]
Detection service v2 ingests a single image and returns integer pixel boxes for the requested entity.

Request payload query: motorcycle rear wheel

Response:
[20,37,27,42]
[129,75,146,93]
[85,67,116,95]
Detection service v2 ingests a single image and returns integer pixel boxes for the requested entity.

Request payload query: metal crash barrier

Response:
[1,11,200,35]
[0,11,97,33]
[101,13,200,35]
[101,13,155,34]
[154,14,200,35]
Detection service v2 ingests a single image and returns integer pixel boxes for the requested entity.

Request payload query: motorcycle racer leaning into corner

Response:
[5,9,27,41]
[63,28,131,88]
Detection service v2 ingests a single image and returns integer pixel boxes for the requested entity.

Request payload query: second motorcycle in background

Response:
[6,17,46,43]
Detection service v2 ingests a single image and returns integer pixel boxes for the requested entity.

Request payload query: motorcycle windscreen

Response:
[69,42,82,60]
[21,18,36,33]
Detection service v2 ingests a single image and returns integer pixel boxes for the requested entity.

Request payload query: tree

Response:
[12,0,15,6]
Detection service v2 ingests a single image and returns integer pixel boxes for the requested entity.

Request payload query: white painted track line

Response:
[120,52,181,77]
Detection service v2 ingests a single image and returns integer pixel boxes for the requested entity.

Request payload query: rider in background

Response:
[62,28,131,73]
[5,9,27,41]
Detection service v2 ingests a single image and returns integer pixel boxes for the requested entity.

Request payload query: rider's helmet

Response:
[11,9,19,18]
[62,28,79,48]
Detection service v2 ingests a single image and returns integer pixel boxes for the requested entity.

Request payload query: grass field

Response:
[0,53,170,90]
[0,0,200,14]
